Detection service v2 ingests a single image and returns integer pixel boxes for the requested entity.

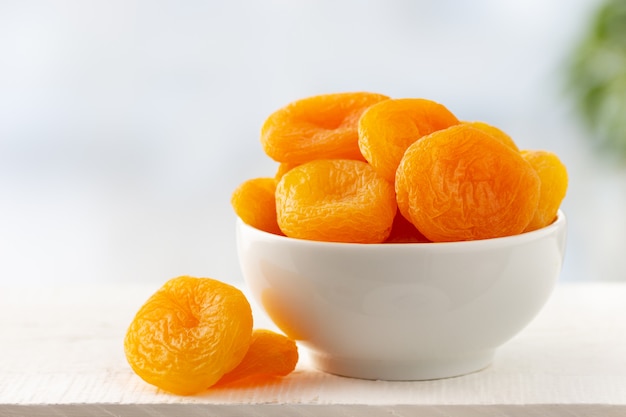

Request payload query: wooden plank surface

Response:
[1,282,625,416]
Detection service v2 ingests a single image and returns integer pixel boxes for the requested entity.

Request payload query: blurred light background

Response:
[1,0,624,287]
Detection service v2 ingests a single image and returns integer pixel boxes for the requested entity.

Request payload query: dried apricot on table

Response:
[358,98,459,182]
[215,329,299,386]
[261,92,389,164]
[521,149,568,232]
[275,159,397,243]
[231,177,283,235]
[396,124,541,242]
[124,276,253,395]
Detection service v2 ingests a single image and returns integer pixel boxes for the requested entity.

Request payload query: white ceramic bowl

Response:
[236,211,567,381]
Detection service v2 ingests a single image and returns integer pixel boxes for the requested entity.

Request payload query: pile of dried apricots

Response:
[232,92,568,243]
[124,276,299,395]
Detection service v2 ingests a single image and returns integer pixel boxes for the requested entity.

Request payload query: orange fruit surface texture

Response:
[274,162,300,181]
[275,159,397,243]
[231,177,283,235]
[463,121,519,151]
[395,124,541,242]
[261,92,389,164]
[233,91,568,243]
[215,329,299,386]
[124,276,253,395]
[358,98,460,182]
[521,150,569,232]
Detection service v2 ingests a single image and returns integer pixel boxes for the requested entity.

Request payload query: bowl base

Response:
[308,349,495,381]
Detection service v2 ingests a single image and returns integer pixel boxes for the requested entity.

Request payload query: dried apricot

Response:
[358,98,460,182]
[396,124,541,242]
[274,162,300,181]
[261,92,389,164]
[521,150,568,232]
[215,329,299,386]
[124,276,253,395]
[463,121,519,151]
[394,156,414,225]
[231,177,283,235]
[275,159,397,243]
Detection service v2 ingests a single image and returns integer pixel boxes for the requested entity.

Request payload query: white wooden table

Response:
[1,282,625,417]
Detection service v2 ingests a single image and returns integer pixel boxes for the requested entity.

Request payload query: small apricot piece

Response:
[231,177,283,235]
[394,156,414,224]
[396,124,541,242]
[216,329,299,386]
[124,276,253,395]
[274,162,300,181]
[463,121,519,151]
[521,150,568,232]
[276,159,397,243]
[358,98,460,182]
[261,92,389,164]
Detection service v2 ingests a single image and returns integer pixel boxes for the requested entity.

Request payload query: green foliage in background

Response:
[568,0,626,161]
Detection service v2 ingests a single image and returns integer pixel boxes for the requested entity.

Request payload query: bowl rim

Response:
[236,210,566,250]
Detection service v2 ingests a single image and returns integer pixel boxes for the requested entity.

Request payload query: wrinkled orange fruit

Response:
[235,92,568,244]
[358,98,460,182]
[463,121,519,151]
[275,159,397,243]
[396,124,541,242]
[274,162,300,181]
[261,92,389,164]
[521,150,568,232]
[124,276,253,395]
[216,329,299,386]
[231,177,283,235]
